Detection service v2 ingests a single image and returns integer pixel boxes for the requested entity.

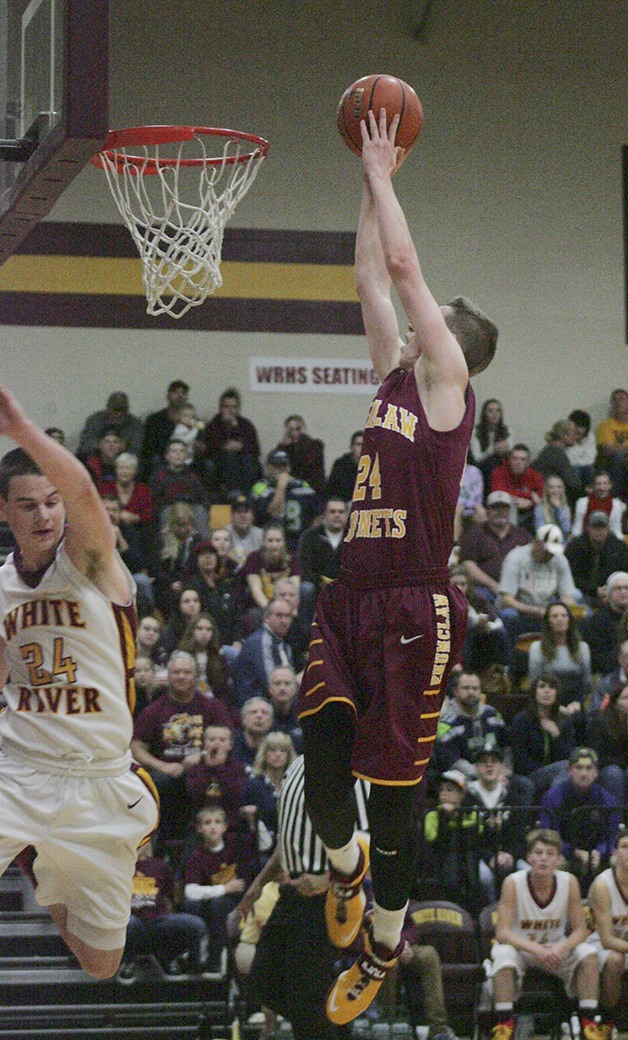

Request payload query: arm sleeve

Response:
[184,883,226,901]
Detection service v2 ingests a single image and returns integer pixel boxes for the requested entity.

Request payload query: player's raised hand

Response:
[360,110,406,178]
[0,384,28,440]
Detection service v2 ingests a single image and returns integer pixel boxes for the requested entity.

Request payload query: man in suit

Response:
[232,598,294,707]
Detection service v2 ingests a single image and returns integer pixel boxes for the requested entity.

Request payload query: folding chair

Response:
[403,899,484,1036]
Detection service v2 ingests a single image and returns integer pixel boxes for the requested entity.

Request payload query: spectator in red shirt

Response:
[490,443,544,534]
[99,452,153,528]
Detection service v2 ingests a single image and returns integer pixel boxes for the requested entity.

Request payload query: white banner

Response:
[249,357,379,394]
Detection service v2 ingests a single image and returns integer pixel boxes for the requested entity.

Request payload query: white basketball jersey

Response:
[510,868,570,944]
[589,867,628,944]
[0,541,136,772]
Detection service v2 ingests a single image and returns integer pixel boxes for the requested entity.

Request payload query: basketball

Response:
[337,74,423,157]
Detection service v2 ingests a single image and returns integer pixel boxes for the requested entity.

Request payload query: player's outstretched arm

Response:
[355,174,402,382]
[0,385,122,582]
[361,110,467,392]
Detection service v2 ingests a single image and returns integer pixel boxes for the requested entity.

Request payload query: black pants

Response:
[302,705,422,912]
[248,885,350,1040]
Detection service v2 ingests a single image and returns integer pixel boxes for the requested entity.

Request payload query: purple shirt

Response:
[133,691,232,762]
[342,369,475,582]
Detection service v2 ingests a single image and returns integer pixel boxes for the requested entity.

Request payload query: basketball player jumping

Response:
[297,109,498,1025]
[0,384,158,978]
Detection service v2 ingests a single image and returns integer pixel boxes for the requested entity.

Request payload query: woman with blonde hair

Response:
[152,501,199,613]
[534,474,572,539]
[533,419,582,508]
[240,733,296,860]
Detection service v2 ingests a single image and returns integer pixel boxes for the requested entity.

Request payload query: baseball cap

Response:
[474,742,504,762]
[536,524,564,554]
[587,511,609,527]
[440,769,467,790]
[194,539,216,555]
[267,449,290,466]
[229,492,253,510]
[486,491,512,507]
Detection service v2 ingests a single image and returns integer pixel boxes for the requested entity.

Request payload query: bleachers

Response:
[0,868,231,1040]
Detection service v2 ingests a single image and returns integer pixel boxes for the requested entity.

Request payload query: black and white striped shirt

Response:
[278,755,370,875]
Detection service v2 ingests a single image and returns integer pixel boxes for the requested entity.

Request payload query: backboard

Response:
[0,0,108,264]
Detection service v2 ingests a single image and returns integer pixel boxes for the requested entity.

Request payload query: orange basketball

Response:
[337,74,423,157]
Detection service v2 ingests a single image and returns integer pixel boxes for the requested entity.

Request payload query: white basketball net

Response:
[98,132,267,318]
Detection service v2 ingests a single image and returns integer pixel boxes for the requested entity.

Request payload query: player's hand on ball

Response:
[361,110,406,177]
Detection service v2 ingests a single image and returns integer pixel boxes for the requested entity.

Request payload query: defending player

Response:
[588,827,628,1037]
[490,828,602,1040]
[297,108,498,1024]
[0,384,158,978]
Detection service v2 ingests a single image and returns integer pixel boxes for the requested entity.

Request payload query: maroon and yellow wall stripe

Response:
[0,223,364,333]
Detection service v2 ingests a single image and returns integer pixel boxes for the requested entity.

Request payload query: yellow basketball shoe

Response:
[326,913,402,1025]
[325,834,370,948]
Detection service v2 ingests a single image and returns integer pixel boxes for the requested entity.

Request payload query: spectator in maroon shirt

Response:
[121,839,207,976]
[131,652,233,845]
[184,725,248,831]
[183,805,257,970]
[490,443,544,534]
[458,490,531,603]
[204,387,261,498]
[84,427,125,485]
[149,440,211,527]
[274,414,326,494]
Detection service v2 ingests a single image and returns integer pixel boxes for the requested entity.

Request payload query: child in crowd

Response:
[183,805,256,971]
[184,725,248,831]
[171,404,204,465]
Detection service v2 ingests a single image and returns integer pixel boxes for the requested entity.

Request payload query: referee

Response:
[241,755,369,1039]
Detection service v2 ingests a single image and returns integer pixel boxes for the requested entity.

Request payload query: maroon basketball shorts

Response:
[297,579,468,785]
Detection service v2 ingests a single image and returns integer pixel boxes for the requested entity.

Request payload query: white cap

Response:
[440,769,467,790]
[486,491,512,507]
[536,524,565,554]
[607,571,628,593]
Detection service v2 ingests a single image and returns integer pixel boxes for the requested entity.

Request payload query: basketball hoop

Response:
[91,125,270,318]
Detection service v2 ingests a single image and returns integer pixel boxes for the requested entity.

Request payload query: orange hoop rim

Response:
[91,125,270,173]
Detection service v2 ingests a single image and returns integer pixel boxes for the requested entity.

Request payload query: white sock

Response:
[326,837,360,878]
[372,899,407,954]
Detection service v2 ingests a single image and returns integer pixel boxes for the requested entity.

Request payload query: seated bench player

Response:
[489,828,602,1040]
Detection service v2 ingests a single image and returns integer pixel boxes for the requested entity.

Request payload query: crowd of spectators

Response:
[19,380,627,981]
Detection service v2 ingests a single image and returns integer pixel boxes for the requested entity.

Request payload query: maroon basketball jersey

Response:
[342,368,475,582]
